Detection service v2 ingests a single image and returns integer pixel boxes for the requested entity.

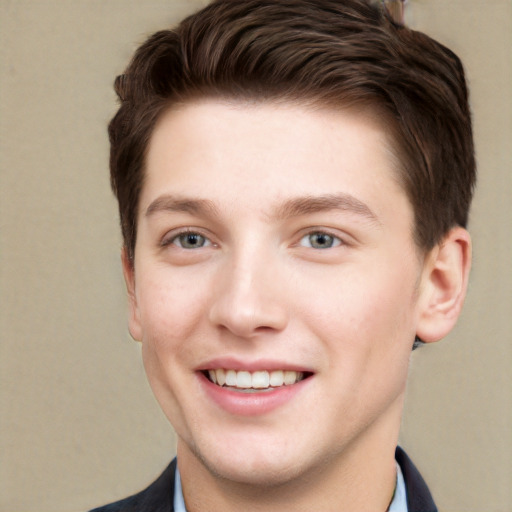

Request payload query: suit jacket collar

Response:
[395,446,438,512]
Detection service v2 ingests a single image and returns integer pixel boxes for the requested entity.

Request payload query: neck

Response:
[177,403,404,512]
[180,448,397,512]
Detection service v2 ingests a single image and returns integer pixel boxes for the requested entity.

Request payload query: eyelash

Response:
[161,228,344,251]
[161,229,213,249]
[298,231,343,249]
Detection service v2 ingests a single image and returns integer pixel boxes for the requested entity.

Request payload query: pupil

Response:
[180,233,203,248]
[312,233,332,248]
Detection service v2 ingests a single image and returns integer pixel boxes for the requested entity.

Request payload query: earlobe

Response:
[416,227,472,343]
[121,248,143,342]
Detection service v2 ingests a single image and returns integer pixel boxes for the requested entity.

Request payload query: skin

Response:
[123,100,471,511]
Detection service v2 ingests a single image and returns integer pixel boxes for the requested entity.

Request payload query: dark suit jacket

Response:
[89,446,437,512]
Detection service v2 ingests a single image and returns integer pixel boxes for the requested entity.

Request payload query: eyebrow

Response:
[145,195,220,218]
[272,193,380,224]
[144,192,379,224]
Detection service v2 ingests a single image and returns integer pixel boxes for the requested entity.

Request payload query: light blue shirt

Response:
[388,462,408,512]
[173,461,408,512]
[174,467,187,512]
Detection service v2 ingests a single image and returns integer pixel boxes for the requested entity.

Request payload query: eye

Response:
[299,231,342,249]
[168,231,212,249]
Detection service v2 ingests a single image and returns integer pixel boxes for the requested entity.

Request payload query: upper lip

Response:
[196,357,314,373]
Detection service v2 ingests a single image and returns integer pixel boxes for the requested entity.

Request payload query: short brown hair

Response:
[109,0,475,263]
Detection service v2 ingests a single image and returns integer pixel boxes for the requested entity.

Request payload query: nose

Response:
[208,249,289,338]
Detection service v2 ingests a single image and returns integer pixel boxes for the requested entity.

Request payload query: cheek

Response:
[135,270,210,427]
[295,259,419,358]
[136,269,210,344]
[134,271,214,400]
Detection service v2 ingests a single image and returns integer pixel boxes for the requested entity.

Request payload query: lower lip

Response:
[198,372,311,416]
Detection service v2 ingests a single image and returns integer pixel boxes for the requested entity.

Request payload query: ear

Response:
[416,227,472,343]
[121,247,142,342]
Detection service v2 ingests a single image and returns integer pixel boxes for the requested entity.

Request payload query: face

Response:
[125,100,431,486]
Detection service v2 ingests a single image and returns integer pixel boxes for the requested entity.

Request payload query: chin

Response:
[208,457,307,488]
[185,435,313,487]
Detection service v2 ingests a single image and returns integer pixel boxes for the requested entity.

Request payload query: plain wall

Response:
[1,1,510,511]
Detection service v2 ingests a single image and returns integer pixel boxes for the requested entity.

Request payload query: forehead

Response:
[142,99,409,224]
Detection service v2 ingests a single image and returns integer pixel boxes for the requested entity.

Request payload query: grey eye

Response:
[174,232,209,249]
[300,232,341,249]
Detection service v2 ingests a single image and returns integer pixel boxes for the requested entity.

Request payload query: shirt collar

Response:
[388,462,408,512]
[173,466,187,512]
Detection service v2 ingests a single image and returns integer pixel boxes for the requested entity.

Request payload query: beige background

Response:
[1,1,510,511]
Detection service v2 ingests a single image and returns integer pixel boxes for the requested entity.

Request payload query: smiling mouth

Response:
[203,369,311,392]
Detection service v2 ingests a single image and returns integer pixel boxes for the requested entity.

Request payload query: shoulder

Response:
[395,446,438,512]
[88,459,176,512]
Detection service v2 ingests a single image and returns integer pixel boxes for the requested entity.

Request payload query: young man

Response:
[91,0,475,510]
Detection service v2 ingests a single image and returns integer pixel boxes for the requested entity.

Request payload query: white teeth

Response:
[252,371,270,389]
[207,369,305,389]
[225,369,237,386]
[284,370,297,385]
[269,370,284,387]
[236,371,252,388]
[216,368,226,386]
